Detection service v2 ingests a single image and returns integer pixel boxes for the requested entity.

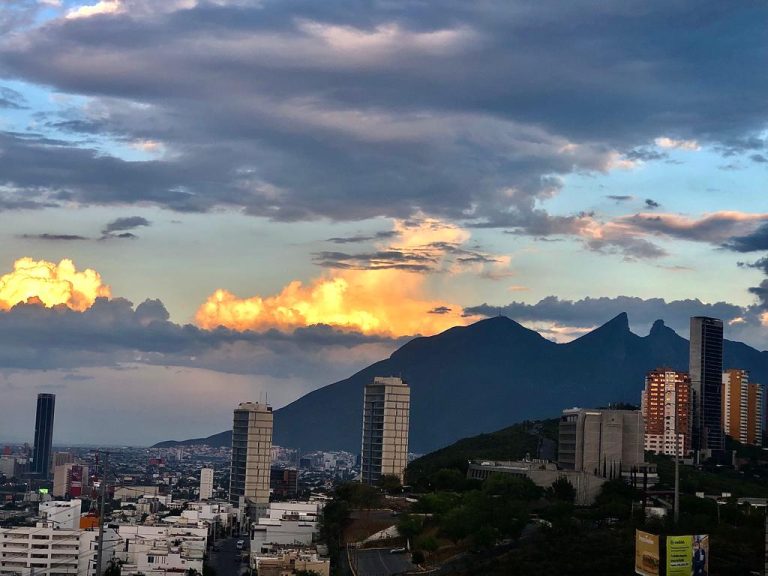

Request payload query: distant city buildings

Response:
[689,316,724,454]
[361,377,410,485]
[641,368,692,456]
[722,369,763,447]
[229,402,273,506]
[31,393,55,478]
[558,408,644,475]
[199,467,214,500]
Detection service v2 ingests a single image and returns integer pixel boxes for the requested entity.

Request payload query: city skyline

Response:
[0,1,767,444]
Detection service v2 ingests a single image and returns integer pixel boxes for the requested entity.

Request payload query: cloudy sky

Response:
[0,0,767,445]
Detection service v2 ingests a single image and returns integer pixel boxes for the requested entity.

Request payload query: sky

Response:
[0,0,767,445]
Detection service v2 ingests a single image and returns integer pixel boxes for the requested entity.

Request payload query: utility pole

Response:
[95,451,109,576]
[674,410,680,525]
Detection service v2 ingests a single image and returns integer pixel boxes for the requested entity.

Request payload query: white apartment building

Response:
[250,502,323,555]
[199,468,214,501]
[38,500,82,531]
[0,523,120,576]
[111,524,207,576]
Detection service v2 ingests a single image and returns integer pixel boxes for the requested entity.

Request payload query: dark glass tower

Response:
[32,393,56,478]
[689,317,724,454]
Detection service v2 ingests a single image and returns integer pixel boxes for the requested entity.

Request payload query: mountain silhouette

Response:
[153,315,768,453]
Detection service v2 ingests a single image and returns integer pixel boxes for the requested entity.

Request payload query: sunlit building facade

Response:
[722,369,763,446]
[641,368,691,456]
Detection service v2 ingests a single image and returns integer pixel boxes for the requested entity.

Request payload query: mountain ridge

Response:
[153,314,768,452]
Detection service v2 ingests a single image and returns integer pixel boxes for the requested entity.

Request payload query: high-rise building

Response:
[641,369,692,456]
[200,467,214,500]
[229,402,273,506]
[722,369,764,446]
[31,393,55,478]
[360,377,410,485]
[53,463,90,498]
[689,317,724,454]
[558,408,644,475]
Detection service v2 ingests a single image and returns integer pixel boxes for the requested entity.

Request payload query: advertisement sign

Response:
[666,536,693,576]
[635,530,660,576]
[692,534,709,576]
[665,534,709,576]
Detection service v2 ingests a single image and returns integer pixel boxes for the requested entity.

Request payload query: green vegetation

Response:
[406,418,559,488]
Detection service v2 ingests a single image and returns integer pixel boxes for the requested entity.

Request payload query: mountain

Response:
[153,314,768,453]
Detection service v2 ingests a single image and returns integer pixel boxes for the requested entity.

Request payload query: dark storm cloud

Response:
[313,250,436,271]
[606,195,634,202]
[428,306,452,315]
[19,233,89,241]
[723,223,768,252]
[101,216,151,238]
[644,199,660,209]
[0,298,402,374]
[750,154,768,163]
[622,213,768,244]
[0,0,765,230]
[327,231,397,244]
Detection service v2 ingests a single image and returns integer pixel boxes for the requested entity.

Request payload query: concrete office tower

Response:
[200,467,214,500]
[361,377,410,485]
[642,369,692,456]
[689,317,724,454]
[723,369,764,446]
[229,402,273,505]
[31,393,55,478]
[558,408,644,475]
[53,463,90,498]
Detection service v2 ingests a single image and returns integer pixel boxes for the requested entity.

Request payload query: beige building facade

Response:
[229,402,273,505]
[361,377,410,484]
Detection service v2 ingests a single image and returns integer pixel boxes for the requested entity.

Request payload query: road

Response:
[209,536,249,576]
[352,548,416,576]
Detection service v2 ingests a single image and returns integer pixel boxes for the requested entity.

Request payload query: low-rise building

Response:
[111,523,208,576]
[0,522,120,576]
[250,502,323,555]
[252,548,330,576]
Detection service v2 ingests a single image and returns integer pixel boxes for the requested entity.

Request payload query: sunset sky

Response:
[1,0,767,444]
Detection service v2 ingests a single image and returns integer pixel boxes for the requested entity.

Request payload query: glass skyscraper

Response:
[32,393,56,478]
[689,317,724,454]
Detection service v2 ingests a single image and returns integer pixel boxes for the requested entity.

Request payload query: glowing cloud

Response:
[0,258,111,311]
[654,137,700,151]
[195,218,499,336]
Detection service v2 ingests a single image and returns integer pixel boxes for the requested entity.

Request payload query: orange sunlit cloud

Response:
[195,218,503,337]
[0,257,111,311]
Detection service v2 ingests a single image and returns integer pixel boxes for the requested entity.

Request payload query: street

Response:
[352,548,416,576]
[209,536,249,576]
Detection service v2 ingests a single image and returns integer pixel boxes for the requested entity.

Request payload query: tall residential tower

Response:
[641,368,691,456]
[31,393,56,478]
[722,369,763,446]
[229,402,273,506]
[361,377,410,485]
[689,316,724,454]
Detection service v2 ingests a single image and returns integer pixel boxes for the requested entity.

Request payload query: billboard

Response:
[635,530,660,576]
[666,534,709,576]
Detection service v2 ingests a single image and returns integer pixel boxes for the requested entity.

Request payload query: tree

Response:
[547,476,576,503]
[396,514,423,541]
[378,474,402,493]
